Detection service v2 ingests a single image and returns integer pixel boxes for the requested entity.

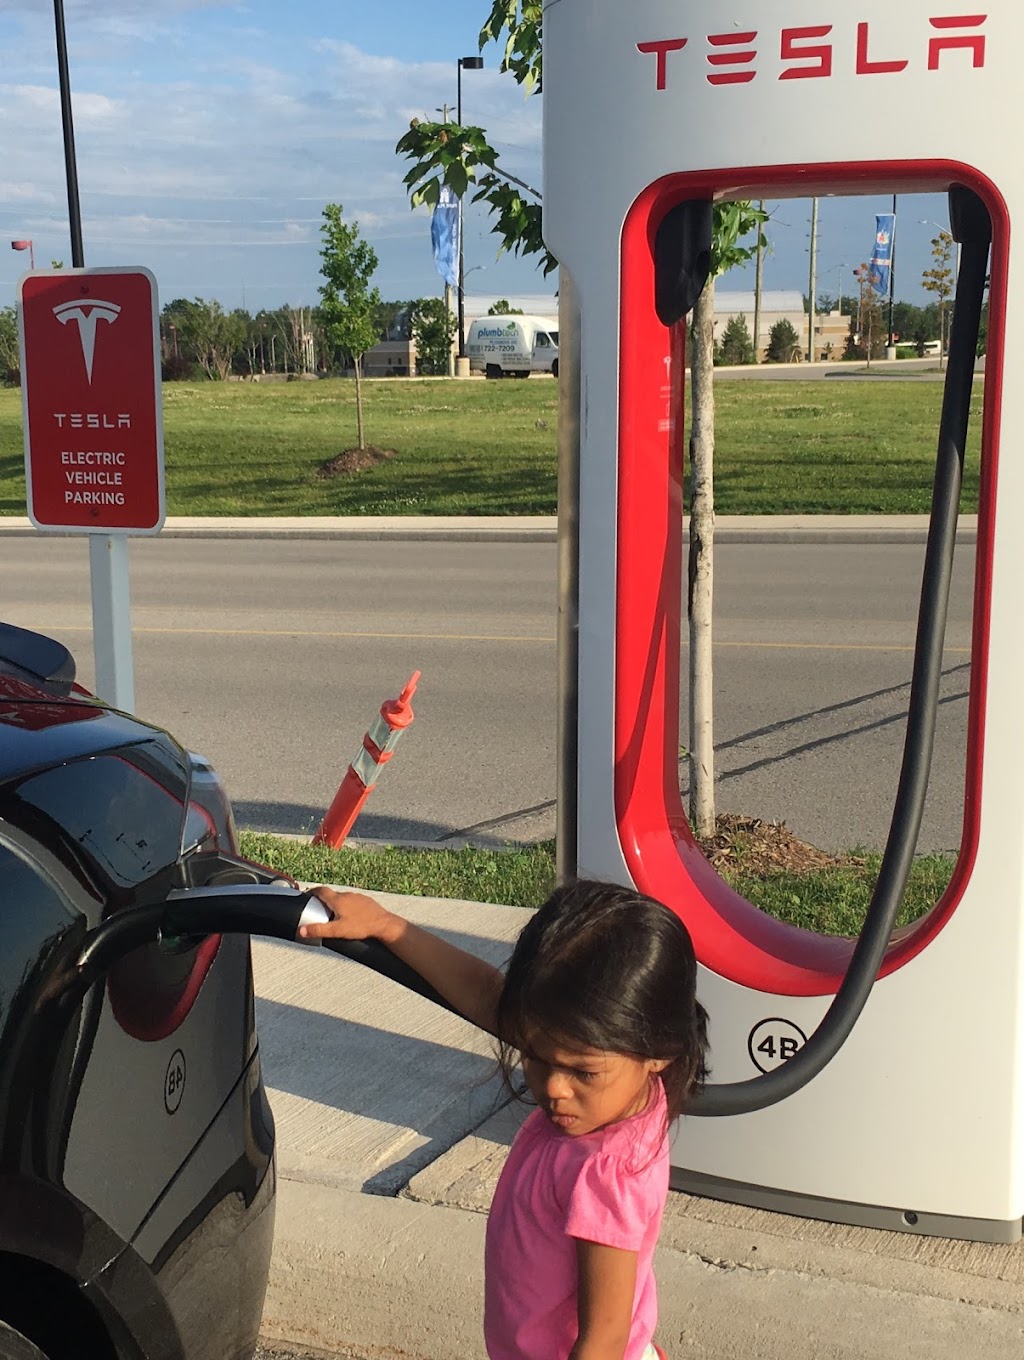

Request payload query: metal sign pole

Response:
[54,0,135,712]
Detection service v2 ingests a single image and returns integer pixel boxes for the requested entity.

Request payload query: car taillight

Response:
[182,751,238,857]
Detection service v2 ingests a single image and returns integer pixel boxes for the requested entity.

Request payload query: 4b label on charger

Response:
[747,1018,808,1074]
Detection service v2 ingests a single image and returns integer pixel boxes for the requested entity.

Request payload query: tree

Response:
[376,300,415,340]
[318,202,382,450]
[396,1,763,840]
[716,314,755,366]
[686,203,766,836]
[162,298,246,380]
[766,318,801,363]
[410,297,457,375]
[849,265,888,364]
[922,230,955,371]
[488,299,523,315]
[0,307,19,384]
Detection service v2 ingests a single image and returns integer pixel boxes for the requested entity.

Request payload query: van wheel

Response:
[485,364,502,380]
[551,359,558,378]
[0,1321,51,1360]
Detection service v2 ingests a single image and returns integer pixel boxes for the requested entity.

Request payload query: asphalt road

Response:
[1,535,973,854]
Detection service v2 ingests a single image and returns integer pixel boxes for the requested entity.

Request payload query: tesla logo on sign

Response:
[17,267,165,535]
[637,15,988,90]
[52,298,122,384]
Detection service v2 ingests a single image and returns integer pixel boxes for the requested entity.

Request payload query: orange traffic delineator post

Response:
[312,671,421,849]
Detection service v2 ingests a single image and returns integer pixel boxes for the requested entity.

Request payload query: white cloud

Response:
[0,14,545,305]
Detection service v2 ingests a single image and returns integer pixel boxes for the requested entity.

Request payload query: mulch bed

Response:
[696,813,866,877]
[316,445,396,478]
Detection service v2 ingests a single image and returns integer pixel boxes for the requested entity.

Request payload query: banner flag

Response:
[431,186,460,290]
[867,213,896,296]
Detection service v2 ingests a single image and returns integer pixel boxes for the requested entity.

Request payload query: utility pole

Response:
[807,197,818,362]
[753,199,764,363]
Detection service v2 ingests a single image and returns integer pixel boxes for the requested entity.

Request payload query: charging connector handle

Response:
[73,884,461,1018]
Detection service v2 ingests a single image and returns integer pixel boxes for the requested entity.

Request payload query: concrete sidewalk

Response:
[254,890,1024,1360]
[0,513,979,544]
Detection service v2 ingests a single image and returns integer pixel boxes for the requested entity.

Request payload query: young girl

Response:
[300,878,709,1360]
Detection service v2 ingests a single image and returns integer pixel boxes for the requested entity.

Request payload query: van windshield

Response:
[550,331,559,345]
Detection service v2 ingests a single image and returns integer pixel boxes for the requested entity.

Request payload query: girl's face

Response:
[520,1029,667,1137]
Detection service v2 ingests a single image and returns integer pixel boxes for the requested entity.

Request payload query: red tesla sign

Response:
[18,267,165,534]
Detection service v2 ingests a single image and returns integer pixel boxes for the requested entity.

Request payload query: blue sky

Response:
[0,1,949,313]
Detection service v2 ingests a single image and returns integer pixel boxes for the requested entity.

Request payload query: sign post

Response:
[17,266,165,711]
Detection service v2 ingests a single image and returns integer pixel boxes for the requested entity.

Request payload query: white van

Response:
[466,315,560,378]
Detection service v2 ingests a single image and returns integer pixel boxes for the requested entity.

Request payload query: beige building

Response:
[714,290,849,362]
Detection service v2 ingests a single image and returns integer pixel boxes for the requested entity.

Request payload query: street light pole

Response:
[54,0,84,268]
[53,0,134,711]
[807,197,818,362]
[456,55,483,363]
[753,200,764,363]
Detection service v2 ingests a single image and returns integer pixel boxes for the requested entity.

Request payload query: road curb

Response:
[0,515,978,545]
[263,1177,1024,1360]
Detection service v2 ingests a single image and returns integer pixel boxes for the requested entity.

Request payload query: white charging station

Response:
[544,2,1022,1241]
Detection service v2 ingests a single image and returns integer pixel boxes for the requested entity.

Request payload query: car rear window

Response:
[14,742,188,889]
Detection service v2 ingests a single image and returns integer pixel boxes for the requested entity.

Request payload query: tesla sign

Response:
[18,267,165,534]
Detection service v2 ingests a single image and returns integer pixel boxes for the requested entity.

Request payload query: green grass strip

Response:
[238,832,557,907]
[0,377,981,517]
[238,833,955,938]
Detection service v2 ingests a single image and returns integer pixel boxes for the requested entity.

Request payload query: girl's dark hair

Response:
[496,879,710,1122]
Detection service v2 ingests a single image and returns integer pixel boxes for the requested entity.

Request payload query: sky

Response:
[0,1,951,314]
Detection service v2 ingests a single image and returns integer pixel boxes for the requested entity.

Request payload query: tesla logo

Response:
[637,15,988,90]
[53,298,121,384]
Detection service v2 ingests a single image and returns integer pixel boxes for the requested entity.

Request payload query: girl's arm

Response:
[570,1239,638,1360]
[299,886,505,1035]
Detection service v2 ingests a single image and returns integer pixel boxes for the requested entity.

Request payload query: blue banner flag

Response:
[867,213,896,296]
[431,186,460,290]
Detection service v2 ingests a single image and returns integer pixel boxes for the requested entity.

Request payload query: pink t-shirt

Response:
[484,1079,669,1360]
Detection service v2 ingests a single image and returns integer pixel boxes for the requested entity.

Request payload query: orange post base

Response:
[311,766,371,848]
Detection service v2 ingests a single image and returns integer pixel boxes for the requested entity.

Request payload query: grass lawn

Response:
[238,832,955,939]
[0,375,982,517]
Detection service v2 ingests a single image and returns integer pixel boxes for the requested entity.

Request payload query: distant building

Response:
[363,339,416,377]
[715,291,848,362]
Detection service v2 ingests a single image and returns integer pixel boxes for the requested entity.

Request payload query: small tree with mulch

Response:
[318,202,381,451]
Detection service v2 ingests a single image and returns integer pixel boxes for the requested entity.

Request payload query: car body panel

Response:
[0,627,275,1359]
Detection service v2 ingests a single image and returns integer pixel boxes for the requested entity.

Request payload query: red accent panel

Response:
[108,934,222,1043]
[615,159,1007,996]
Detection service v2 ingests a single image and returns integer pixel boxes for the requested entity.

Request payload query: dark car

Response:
[0,623,284,1360]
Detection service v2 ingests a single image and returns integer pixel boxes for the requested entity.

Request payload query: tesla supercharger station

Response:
[545,3,1022,1241]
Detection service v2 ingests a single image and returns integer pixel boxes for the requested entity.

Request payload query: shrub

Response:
[766,318,801,363]
[717,314,755,365]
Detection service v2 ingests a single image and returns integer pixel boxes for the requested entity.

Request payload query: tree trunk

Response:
[688,279,716,839]
[354,355,366,450]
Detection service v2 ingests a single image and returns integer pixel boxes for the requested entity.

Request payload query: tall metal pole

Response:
[456,62,465,360]
[887,193,897,354]
[54,0,134,710]
[807,198,818,363]
[54,0,84,268]
[753,199,764,363]
[455,56,482,364]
